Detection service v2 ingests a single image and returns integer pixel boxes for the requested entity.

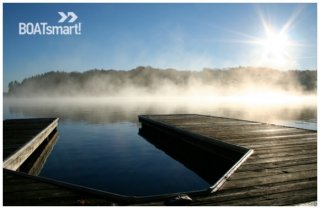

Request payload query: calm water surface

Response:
[3,98,317,196]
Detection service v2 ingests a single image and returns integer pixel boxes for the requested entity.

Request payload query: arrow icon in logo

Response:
[58,12,68,23]
[58,12,78,23]
[68,12,78,23]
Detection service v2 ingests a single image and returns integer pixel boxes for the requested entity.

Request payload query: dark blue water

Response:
[38,121,210,196]
[3,98,317,196]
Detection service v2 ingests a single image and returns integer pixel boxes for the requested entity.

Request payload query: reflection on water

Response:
[18,129,59,176]
[3,97,317,196]
[3,97,317,129]
[138,128,237,186]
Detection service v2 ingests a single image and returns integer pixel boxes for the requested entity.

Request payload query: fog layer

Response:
[7,66,316,98]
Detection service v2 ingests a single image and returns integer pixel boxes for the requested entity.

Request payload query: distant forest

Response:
[7,66,317,97]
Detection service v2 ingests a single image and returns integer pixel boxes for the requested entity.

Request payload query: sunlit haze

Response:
[3,3,317,92]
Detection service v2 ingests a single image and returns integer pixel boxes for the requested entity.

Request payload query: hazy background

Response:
[3,3,317,92]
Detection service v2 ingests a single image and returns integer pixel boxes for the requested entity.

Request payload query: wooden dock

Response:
[3,115,317,206]
[137,114,317,206]
[4,118,59,170]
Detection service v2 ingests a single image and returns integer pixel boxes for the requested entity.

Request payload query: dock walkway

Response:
[138,114,317,206]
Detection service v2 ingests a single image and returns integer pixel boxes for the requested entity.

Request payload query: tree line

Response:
[7,66,317,97]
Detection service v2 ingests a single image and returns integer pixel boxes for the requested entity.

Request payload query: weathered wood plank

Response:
[254,143,316,153]
[221,169,316,190]
[202,188,316,206]
[243,153,316,165]
[238,158,316,172]
[254,149,317,159]
[231,164,316,180]
[193,178,316,204]
[3,118,59,170]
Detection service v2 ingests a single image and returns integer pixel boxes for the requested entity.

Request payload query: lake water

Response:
[3,97,317,196]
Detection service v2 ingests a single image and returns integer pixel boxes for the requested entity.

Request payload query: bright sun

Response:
[262,30,289,59]
[235,12,300,70]
[248,22,295,70]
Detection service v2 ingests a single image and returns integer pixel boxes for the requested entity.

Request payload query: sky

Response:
[3,3,317,91]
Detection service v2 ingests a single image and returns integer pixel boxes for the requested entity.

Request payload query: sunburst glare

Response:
[224,5,307,70]
[256,23,295,69]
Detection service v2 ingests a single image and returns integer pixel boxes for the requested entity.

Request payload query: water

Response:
[3,97,317,196]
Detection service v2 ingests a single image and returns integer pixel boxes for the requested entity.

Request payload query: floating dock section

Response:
[138,114,317,206]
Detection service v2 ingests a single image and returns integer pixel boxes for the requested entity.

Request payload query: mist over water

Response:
[4,95,316,130]
[6,67,316,130]
[7,67,316,98]
[6,67,316,128]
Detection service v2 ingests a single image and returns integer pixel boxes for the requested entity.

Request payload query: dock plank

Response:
[193,178,316,205]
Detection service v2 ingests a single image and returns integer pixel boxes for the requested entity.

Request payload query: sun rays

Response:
[222,5,307,70]
[256,23,295,69]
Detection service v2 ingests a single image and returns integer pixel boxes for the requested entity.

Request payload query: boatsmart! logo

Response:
[19,11,82,35]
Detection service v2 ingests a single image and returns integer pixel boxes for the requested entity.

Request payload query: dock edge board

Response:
[3,118,59,170]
